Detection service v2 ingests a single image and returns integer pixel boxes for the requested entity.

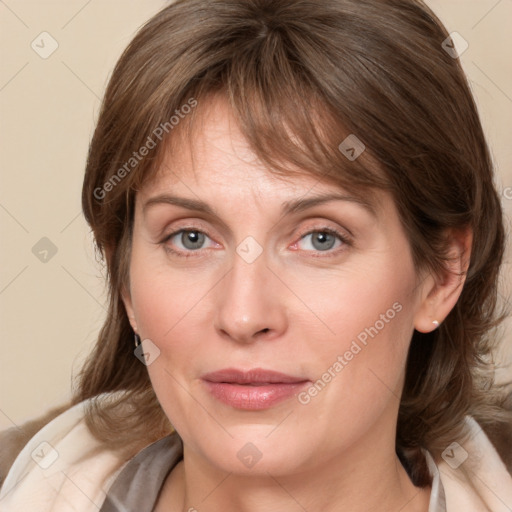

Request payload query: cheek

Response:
[127,252,221,394]
[129,251,213,342]
[290,296,415,460]
[288,260,415,348]
[286,256,418,395]
[128,260,213,433]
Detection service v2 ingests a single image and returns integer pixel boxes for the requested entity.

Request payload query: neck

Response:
[160,430,431,512]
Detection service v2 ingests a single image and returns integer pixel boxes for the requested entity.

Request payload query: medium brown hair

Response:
[75,0,510,485]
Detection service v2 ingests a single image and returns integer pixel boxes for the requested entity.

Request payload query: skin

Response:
[122,95,471,512]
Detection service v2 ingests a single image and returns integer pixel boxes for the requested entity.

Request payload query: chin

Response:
[194,433,313,477]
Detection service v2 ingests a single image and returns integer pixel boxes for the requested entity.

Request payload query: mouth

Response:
[201,368,310,410]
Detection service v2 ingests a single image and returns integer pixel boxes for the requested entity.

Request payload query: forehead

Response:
[132,96,410,241]
[139,95,380,209]
[143,96,293,191]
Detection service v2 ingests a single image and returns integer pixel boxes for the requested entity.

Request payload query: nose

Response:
[213,249,288,344]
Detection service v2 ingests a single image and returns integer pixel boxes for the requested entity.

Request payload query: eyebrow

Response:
[142,192,376,217]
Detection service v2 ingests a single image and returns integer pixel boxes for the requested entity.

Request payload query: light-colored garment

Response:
[1,396,511,511]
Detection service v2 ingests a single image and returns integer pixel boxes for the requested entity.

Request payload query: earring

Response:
[432,320,440,329]
[134,333,141,347]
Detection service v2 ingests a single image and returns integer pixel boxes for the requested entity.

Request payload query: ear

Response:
[121,284,139,334]
[104,243,138,333]
[414,226,473,333]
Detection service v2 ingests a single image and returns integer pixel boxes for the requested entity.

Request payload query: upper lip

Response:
[201,368,308,385]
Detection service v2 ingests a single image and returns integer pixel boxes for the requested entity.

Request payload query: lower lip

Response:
[203,381,309,410]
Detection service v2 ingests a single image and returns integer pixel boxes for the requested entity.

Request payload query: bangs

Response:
[132,86,390,212]
[127,14,391,204]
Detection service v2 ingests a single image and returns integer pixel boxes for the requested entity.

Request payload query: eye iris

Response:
[181,231,205,250]
[312,232,336,251]
[176,231,337,251]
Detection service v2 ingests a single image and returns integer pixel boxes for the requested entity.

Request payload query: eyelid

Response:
[160,226,218,247]
[295,224,351,242]
[290,226,352,256]
[158,218,216,243]
[159,227,220,259]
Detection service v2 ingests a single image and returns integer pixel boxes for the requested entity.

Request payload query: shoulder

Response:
[434,416,512,512]
[482,406,512,473]
[0,402,72,488]
[0,394,134,512]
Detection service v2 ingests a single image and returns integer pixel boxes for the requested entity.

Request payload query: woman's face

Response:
[124,96,431,477]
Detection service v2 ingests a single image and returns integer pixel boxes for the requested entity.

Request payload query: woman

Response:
[1,0,511,510]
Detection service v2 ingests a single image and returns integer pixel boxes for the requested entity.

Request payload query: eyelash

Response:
[160,225,352,259]
[294,227,352,257]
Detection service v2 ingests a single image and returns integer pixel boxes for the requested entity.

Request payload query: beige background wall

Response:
[0,0,511,430]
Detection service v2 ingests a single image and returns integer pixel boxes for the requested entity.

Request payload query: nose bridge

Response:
[214,246,286,343]
[231,249,268,305]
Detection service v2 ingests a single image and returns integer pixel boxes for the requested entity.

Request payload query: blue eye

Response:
[176,230,206,250]
[297,229,347,253]
[161,226,350,258]
[164,229,214,254]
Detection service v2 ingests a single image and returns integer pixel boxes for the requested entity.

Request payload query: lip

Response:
[201,368,310,410]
